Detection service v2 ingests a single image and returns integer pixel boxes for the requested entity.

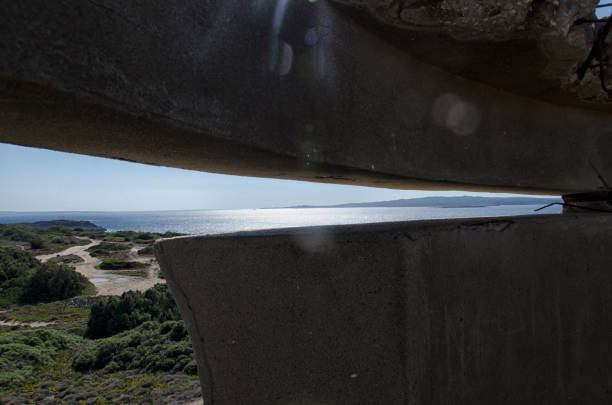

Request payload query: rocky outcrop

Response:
[30,220,106,232]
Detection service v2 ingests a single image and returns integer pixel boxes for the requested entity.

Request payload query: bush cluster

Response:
[98,261,148,270]
[86,242,131,258]
[24,262,92,303]
[99,231,182,245]
[2,369,202,405]
[73,320,196,375]
[75,284,197,377]
[0,225,45,249]
[137,246,154,256]
[0,247,94,307]
[0,247,39,282]
[85,284,181,338]
[0,329,82,389]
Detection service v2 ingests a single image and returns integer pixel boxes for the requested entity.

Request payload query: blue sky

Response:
[598,2,611,18]
[0,143,537,211]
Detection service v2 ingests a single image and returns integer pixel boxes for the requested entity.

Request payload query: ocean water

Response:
[0,205,561,235]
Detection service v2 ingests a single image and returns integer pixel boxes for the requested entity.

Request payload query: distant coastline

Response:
[28,220,106,232]
[0,201,562,234]
[283,196,561,209]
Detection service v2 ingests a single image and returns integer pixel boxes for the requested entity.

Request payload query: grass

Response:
[86,243,131,259]
[0,297,104,334]
[4,368,201,404]
[47,254,84,264]
[95,261,149,278]
[0,329,83,390]
[107,269,148,278]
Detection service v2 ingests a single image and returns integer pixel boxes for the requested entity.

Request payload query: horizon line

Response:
[0,195,562,214]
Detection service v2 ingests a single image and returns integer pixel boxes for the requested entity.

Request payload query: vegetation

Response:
[98,261,148,271]
[0,247,39,282]
[97,231,182,245]
[0,222,198,403]
[0,224,90,254]
[137,246,154,256]
[0,329,83,389]
[0,284,201,403]
[2,368,201,405]
[73,320,196,375]
[47,254,84,264]
[24,262,94,303]
[86,284,180,339]
[0,224,181,260]
[86,242,131,259]
[0,297,102,335]
[0,247,95,308]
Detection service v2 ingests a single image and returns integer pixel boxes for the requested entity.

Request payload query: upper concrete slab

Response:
[1,1,611,194]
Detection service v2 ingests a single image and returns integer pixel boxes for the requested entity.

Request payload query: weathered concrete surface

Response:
[332,0,607,103]
[2,1,612,194]
[334,0,598,41]
[156,214,612,405]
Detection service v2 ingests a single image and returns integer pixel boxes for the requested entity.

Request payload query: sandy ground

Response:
[0,320,55,328]
[37,240,165,296]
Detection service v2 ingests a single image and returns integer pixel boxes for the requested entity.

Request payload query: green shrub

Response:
[73,321,196,375]
[0,247,39,282]
[98,261,147,270]
[0,248,40,307]
[51,236,66,244]
[85,284,180,338]
[23,262,93,303]
[0,276,31,308]
[27,236,45,249]
[0,248,93,307]
[0,329,82,389]
[0,225,40,245]
[86,242,131,258]
[137,246,154,256]
[0,224,93,254]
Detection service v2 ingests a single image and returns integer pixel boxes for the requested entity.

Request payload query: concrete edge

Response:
[154,212,575,245]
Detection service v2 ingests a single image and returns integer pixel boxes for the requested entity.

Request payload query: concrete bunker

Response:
[2,0,612,403]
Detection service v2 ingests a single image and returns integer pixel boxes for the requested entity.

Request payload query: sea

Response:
[0,205,562,235]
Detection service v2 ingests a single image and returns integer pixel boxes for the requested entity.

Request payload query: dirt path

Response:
[181,400,203,405]
[38,240,165,296]
[0,320,55,328]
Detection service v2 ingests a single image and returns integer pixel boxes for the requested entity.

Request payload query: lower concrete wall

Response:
[155,214,612,405]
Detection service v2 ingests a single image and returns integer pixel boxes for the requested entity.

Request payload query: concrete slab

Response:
[2,1,612,194]
[156,213,612,405]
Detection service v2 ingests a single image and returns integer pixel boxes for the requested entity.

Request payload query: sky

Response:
[0,143,538,212]
[597,2,611,18]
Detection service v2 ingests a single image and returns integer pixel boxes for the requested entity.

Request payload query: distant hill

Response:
[28,220,106,231]
[286,196,561,209]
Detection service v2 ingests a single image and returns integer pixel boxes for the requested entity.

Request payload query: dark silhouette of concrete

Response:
[3,2,612,403]
[157,214,612,405]
[2,1,612,194]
